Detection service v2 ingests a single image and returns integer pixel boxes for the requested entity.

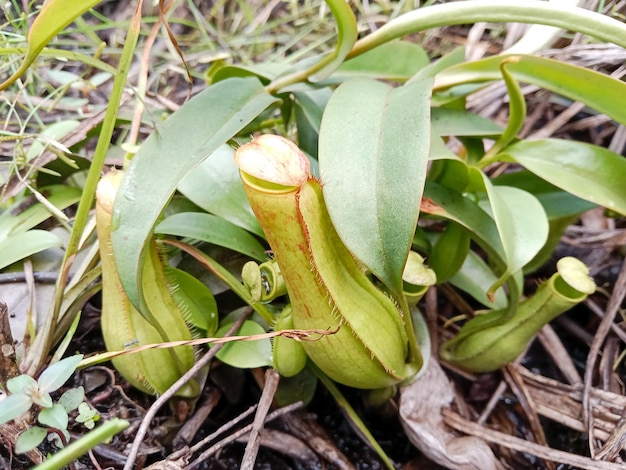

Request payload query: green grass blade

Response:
[0,0,103,90]
[23,1,144,376]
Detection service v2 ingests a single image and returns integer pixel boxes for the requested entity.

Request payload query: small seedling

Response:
[0,354,99,453]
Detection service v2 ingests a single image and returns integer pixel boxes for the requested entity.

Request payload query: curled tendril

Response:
[242,258,287,303]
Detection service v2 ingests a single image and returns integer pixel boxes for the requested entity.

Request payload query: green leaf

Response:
[428,222,470,283]
[111,77,279,311]
[166,267,219,335]
[58,387,85,413]
[435,54,626,127]
[472,171,549,291]
[492,170,596,219]
[38,354,83,393]
[38,404,69,431]
[209,63,287,85]
[15,426,47,454]
[0,230,62,271]
[319,77,432,295]
[500,139,626,216]
[430,107,502,137]
[156,212,267,262]
[412,47,465,81]
[309,0,358,81]
[0,185,82,242]
[334,41,429,80]
[482,57,526,159]
[294,88,332,158]
[26,120,81,161]
[214,320,273,369]
[449,251,508,309]
[423,181,505,265]
[0,0,103,90]
[7,375,37,395]
[177,145,264,238]
[427,157,469,192]
[0,394,32,425]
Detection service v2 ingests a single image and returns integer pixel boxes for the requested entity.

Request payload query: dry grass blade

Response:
[519,366,626,452]
[443,409,626,470]
[584,257,626,456]
[123,310,251,470]
[240,369,280,469]
[185,402,304,469]
[502,365,555,470]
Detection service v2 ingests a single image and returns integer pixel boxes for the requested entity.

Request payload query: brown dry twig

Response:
[123,309,252,470]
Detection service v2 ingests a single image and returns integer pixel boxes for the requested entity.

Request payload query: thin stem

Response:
[33,419,130,470]
[348,0,626,59]
[270,0,626,93]
[313,364,396,470]
[23,1,144,376]
[123,310,251,470]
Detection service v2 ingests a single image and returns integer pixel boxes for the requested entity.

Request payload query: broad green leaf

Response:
[177,145,263,238]
[427,158,469,192]
[0,0,103,90]
[294,88,332,158]
[434,54,626,127]
[429,136,460,161]
[0,185,82,242]
[428,222,470,283]
[156,212,267,262]
[430,107,502,137]
[334,41,429,80]
[7,375,37,395]
[500,139,626,216]
[294,90,330,134]
[112,77,279,311]
[525,215,580,275]
[412,47,465,81]
[492,170,596,219]
[449,251,508,309]
[319,77,432,295]
[422,181,505,266]
[15,426,47,454]
[472,171,549,291]
[0,394,32,425]
[58,387,85,413]
[38,404,68,431]
[0,230,62,271]
[38,354,83,393]
[214,320,273,368]
[166,267,219,335]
